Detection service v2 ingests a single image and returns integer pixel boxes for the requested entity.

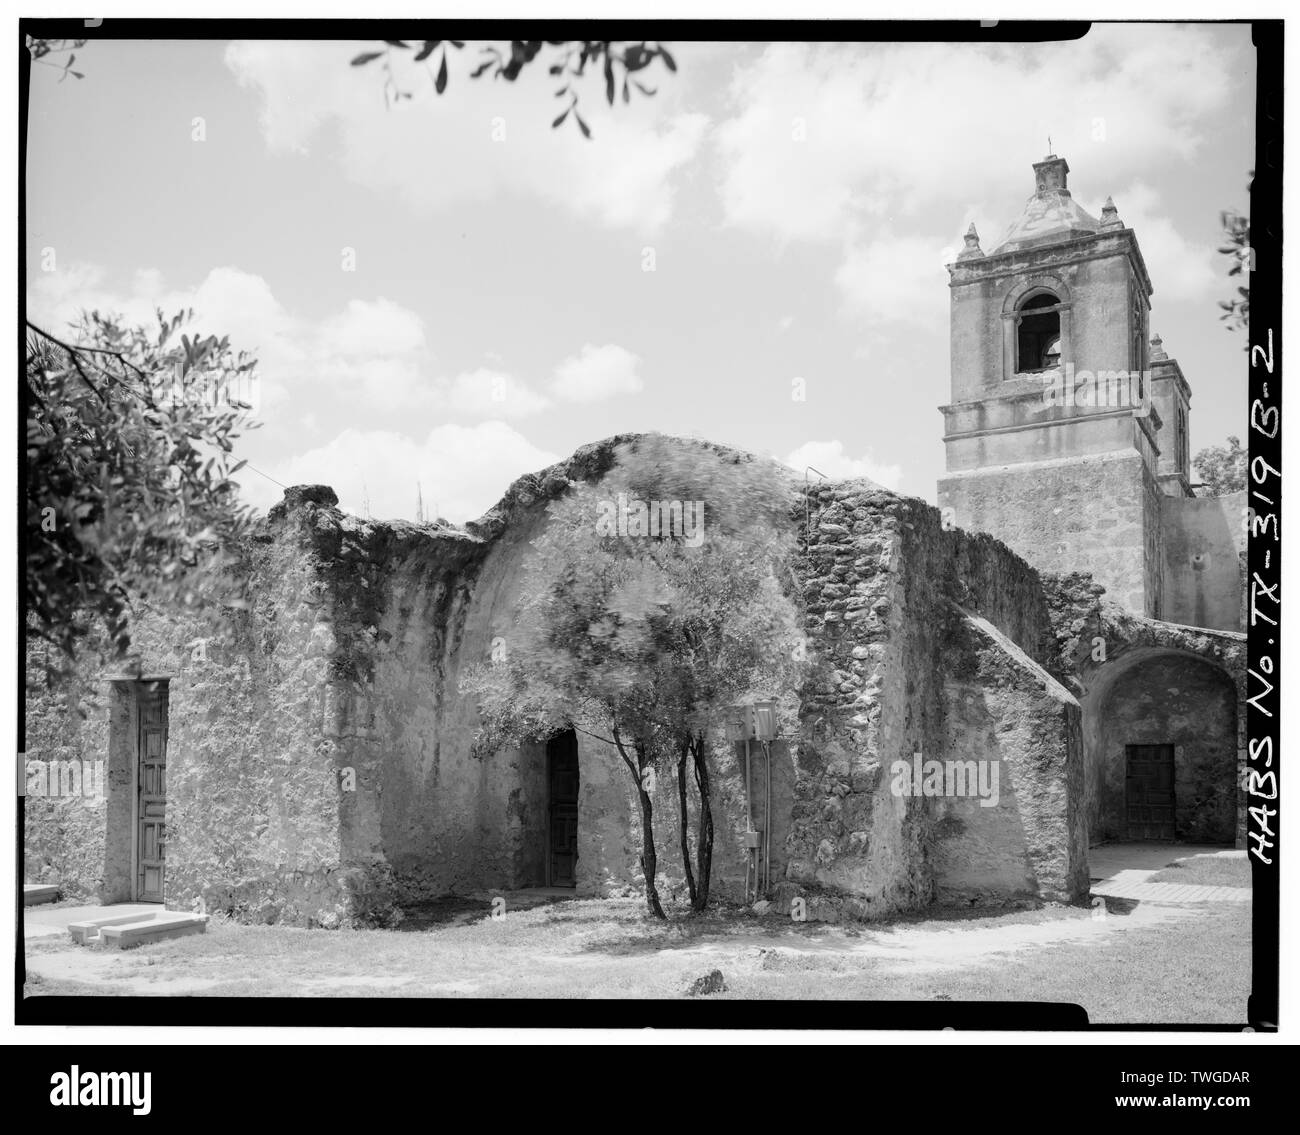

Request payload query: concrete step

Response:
[23,884,59,906]
[68,912,163,945]
[70,911,208,948]
[101,915,207,949]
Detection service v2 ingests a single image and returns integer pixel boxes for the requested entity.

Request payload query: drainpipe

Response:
[764,741,772,895]
[748,733,759,904]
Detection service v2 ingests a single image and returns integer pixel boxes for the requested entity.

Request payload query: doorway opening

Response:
[1125,744,1175,841]
[546,730,579,887]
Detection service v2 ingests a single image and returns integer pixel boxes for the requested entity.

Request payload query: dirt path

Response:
[657,902,1193,975]
[23,847,1245,1001]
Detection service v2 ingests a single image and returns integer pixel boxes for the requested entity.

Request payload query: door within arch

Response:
[1089,652,1238,843]
[546,731,579,887]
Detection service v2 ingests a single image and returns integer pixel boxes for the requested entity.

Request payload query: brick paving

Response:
[1091,870,1250,904]
[1089,847,1251,905]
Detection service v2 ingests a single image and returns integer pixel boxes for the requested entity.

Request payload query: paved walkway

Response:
[1090,845,1250,905]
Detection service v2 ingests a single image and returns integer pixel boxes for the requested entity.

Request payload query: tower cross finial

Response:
[1047,134,1052,154]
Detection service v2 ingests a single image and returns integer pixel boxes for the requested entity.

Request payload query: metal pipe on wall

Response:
[744,738,752,903]
[759,743,769,894]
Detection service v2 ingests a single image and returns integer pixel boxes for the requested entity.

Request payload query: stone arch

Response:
[1002,274,1073,314]
[1080,646,1240,845]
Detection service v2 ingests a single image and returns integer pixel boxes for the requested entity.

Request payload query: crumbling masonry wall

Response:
[24,489,392,927]
[24,641,120,901]
[27,435,1093,926]
[782,483,1087,922]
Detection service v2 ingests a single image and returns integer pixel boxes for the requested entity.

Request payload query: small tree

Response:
[26,311,259,685]
[1193,435,1247,496]
[461,436,805,916]
[462,489,678,917]
[604,437,804,911]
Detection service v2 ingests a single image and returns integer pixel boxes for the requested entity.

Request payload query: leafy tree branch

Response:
[352,39,677,137]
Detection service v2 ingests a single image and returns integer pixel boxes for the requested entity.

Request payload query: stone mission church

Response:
[25,154,1247,927]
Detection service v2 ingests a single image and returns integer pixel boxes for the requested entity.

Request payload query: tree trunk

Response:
[637,779,665,919]
[616,730,665,920]
[677,739,697,907]
[691,732,714,913]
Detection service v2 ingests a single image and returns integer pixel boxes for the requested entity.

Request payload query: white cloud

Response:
[30,263,639,425]
[784,440,903,491]
[550,343,643,403]
[28,263,302,416]
[447,368,551,418]
[29,261,152,332]
[225,40,709,232]
[712,27,1246,323]
[835,234,957,327]
[28,263,568,420]
[1092,182,1218,305]
[242,421,559,524]
[27,264,609,524]
[321,298,428,358]
[715,42,890,244]
[715,28,1242,248]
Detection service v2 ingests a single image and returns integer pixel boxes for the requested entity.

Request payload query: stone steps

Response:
[69,910,208,948]
[23,884,59,906]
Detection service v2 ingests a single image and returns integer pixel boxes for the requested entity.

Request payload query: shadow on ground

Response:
[393,896,494,932]
[395,889,584,931]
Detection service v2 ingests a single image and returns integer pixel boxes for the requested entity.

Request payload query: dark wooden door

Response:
[1125,744,1175,841]
[547,731,579,887]
[137,684,168,901]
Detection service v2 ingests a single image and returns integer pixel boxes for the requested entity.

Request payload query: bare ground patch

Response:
[22,893,1248,1020]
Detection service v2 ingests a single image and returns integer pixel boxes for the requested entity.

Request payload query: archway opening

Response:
[1016,292,1061,373]
[1089,653,1237,844]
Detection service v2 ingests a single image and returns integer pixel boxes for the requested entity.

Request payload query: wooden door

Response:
[547,731,579,887]
[1125,744,1175,841]
[136,684,168,902]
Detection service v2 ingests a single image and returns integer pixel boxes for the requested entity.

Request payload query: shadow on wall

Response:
[930,682,1045,904]
[572,728,796,904]
[930,609,1087,906]
[1083,649,1238,845]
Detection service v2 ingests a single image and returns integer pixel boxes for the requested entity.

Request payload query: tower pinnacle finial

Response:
[1032,154,1070,196]
[958,222,985,261]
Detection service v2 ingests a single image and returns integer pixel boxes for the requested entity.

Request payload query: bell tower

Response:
[937,155,1164,618]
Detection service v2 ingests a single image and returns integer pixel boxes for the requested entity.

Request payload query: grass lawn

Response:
[1148,853,1252,888]
[23,891,1250,1022]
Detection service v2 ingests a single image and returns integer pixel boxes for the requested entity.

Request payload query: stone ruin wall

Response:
[24,641,116,902]
[783,483,1087,922]
[26,436,1095,927]
[24,491,373,927]
[275,440,771,913]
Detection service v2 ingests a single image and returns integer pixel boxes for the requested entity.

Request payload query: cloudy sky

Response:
[25,25,1256,523]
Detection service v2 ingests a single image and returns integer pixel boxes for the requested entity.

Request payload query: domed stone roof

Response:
[989,155,1102,254]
